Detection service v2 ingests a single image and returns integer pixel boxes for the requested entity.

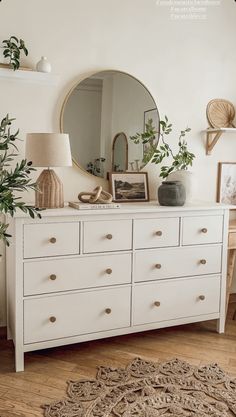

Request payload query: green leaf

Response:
[10,36,19,42]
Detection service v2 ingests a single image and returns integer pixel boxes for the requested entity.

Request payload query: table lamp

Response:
[26,133,72,209]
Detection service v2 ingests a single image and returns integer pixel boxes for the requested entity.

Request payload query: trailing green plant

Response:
[2,36,28,70]
[0,114,41,246]
[130,116,195,179]
[130,118,159,165]
[152,117,195,178]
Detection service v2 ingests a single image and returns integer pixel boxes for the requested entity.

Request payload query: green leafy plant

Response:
[152,116,195,178]
[0,114,41,246]
[130,116,195,179]
[87,157,106,177]
[130,118,159,165]
[2,36,28,70]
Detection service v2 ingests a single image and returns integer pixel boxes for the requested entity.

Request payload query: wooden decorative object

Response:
[78,186,113,204]
[205,127,236,155]
[207,99,235,129]
[35,169,64,209]
[226,219,236,317]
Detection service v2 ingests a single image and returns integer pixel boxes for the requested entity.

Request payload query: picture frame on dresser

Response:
[110,171,149,202]
[217,162,236,204]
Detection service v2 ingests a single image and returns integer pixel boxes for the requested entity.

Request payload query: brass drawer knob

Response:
[156,231,162,236]
[154,301,161,307]
[105,308,112,314]
[50,274,57,281]
[155,264,162,269]
[50,237,57,244]
[199,295,206,301]
[201,228,208,234]
[200,259,207,265]
[106,268,112,275]
[106,234,113,240]
[49,316,56,323]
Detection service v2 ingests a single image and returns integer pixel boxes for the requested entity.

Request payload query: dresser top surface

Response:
[10,200,231,218]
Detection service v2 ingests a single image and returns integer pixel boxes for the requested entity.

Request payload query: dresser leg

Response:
[216,318,225,334]
[15,348,24,372]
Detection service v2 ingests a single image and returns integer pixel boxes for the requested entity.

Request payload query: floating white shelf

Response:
[204,127,236,155]
[0,67,59,85]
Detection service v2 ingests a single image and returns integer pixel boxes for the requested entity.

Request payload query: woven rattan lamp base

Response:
[35,169,64,209]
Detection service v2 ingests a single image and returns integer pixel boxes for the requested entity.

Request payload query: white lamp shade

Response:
[26,133,72,167]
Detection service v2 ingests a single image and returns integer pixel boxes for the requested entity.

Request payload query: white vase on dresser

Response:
[6,202,229,371]
[167,170,195,203]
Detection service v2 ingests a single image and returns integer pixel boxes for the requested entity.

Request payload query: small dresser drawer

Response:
[24,223,80,259]
[133,276,221,325]
[182,215,223,246]
[24,286,131,344]
[83,220,132,253]
[134,218,179,249]
[24,253,132,296]
[134,245,222,282]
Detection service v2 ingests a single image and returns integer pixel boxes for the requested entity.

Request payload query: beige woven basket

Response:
[206,99,235,128]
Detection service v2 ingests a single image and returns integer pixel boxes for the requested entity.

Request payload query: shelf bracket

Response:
[206,130,223,155]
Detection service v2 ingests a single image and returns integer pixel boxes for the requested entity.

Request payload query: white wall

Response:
[0,0,236,325]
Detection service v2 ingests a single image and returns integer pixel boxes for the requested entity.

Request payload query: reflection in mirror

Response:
[61,70,159,178]
[112,132,128,172]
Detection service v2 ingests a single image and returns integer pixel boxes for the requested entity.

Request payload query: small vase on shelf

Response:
[36,56,51,73]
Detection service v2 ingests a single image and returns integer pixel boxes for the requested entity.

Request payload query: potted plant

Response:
[0,114,40,249]
[153,117,195,202]
[130,116,195,202]
[1,36,28,70]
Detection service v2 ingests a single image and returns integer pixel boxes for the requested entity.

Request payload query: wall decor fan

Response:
[207,99,235,129]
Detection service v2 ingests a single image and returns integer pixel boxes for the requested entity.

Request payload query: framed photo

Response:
[143,108,159,156]
[144,108,159,131]
[110,172,149,202]
[217,162,236,204]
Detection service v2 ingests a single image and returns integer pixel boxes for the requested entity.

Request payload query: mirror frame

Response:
[111,132,128,172]
[60,69,159,179]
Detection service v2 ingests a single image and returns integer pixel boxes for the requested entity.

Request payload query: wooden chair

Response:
[227,220,236,319]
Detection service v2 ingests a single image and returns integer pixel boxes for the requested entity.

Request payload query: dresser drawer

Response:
[134,245,222,282]
[133,276,221,325]
[83,220,132,253]
[24,223,80,259]
[24,253,132,295]
[134,218,179,249]
[24,286,131,343]
[182,215,223,246]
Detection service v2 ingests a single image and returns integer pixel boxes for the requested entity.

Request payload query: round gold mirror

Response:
[60,70,159,179]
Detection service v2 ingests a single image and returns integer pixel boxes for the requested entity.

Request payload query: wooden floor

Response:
[0,303,236,417]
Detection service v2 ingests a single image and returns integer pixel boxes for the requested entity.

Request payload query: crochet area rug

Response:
[42,357,236,416]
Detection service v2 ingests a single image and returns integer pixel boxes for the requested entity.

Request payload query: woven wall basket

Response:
[206,99,235,128]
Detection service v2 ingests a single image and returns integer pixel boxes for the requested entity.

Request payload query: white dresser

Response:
[6,202,229,371]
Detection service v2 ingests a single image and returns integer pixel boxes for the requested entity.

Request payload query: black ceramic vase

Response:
[158,181,186,206]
